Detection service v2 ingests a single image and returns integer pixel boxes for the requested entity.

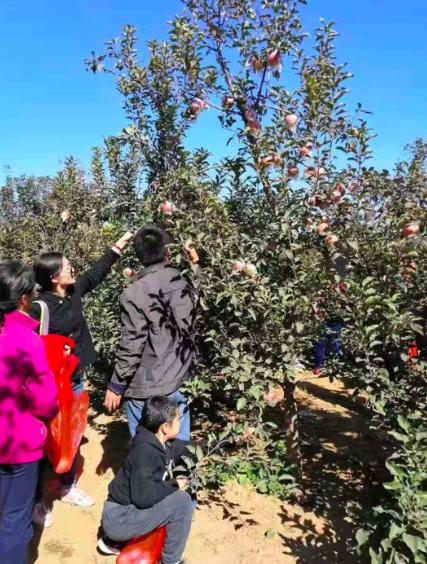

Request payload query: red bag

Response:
[116,527,166,564]
[41,334,89,474]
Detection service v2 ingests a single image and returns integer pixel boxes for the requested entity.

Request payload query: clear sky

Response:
[1,0,426,182]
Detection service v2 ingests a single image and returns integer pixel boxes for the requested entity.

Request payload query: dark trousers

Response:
[314,320,343,369]
[0,461,39,564]
[102,491,193,564]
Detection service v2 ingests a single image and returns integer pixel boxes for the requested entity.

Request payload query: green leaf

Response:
[402,533,424,555]
[355,528,370,547]
[386,461,405,480]
[369,547,383,563]
[236,397,247,411]
[397,415,411,433]
[383,480,401,491]
[388,521,402,540]
[264,528,276,539]
[389,431,409,444]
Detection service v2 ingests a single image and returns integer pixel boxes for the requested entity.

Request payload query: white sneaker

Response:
[97,536,121,556]
[32,500,53,528]
[60,486,95,507]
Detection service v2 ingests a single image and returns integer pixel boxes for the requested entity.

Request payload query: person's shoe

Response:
[32,500,53,528]
[97,535,122,556]
[312,368,321,376]
[60,486,95,507]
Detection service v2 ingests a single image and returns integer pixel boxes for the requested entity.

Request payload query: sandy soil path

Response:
[31,375,385,563]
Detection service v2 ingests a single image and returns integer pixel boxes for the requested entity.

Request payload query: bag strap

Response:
[34,300,50,336]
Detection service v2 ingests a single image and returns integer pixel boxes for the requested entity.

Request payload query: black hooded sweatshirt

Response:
[107,426,187,509]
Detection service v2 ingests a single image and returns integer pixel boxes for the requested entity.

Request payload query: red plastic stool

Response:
[116,526,166,564]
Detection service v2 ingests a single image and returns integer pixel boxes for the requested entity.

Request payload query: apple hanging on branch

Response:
[325,234,339,247]
[188,98,206,116]
[299,145,311,158]
[284,113,298,132]
[316,221,330,236]
[288,165,299,178]
[267,49,281,68]
[401,222,420,238]
[222,95,234,110]
[259,154,282,168]
[159,200,176,215]
[263,385,285,407]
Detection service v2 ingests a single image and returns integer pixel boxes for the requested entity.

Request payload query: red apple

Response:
[259,154,282,168]
[159,200,176,215]
[232,261,245,273]
[308,194,325,207]
[335,182,345,194]
[330,189,342,204]
[267,49,281,68]
[313,167,326,178]
[284,113,298,132]
[325,234,339,247]
[189,98,206,115]
[242,427,256,442]
[263,385,285,407]
[317,222,330,236]
[223,96,234,110]
[60,210,71,223]
[245,109,257,123]
[402,222,420,237]
[299,146,311,158]
[288,165,299,177]
[248,119,261,131]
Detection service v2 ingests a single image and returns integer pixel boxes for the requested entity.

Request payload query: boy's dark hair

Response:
[139,396,179,433]
[134,225,170,267]
[34,252,64,291]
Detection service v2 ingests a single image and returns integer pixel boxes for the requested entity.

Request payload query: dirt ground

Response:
[31,375,388,564]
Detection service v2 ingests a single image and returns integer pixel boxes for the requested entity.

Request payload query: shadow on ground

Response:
[276,378,390,563]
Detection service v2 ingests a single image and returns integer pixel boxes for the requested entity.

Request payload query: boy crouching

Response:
[98,396,193,564]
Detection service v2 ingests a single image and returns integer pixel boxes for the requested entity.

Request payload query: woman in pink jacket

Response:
[0,261,58,564]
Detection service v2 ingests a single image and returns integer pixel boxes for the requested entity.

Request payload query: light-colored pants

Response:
[102,490,193,564]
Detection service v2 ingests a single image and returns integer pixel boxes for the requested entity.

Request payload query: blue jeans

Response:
[0,461,39,564]
[124,390,190,440]
[314,321,343,369]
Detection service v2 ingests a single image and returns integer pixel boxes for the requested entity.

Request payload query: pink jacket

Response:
[0,311,59,464]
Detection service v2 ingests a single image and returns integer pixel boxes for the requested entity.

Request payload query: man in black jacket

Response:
[98,396,193,564]
[104,225,197,440]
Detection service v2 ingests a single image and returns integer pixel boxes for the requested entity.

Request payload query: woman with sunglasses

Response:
[30,231,132,527]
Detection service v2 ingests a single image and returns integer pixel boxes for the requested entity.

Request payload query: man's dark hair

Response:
[134,225,170,267]
[139,396,179,433]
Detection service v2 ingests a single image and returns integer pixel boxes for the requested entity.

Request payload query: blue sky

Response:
[0,0,426,182]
